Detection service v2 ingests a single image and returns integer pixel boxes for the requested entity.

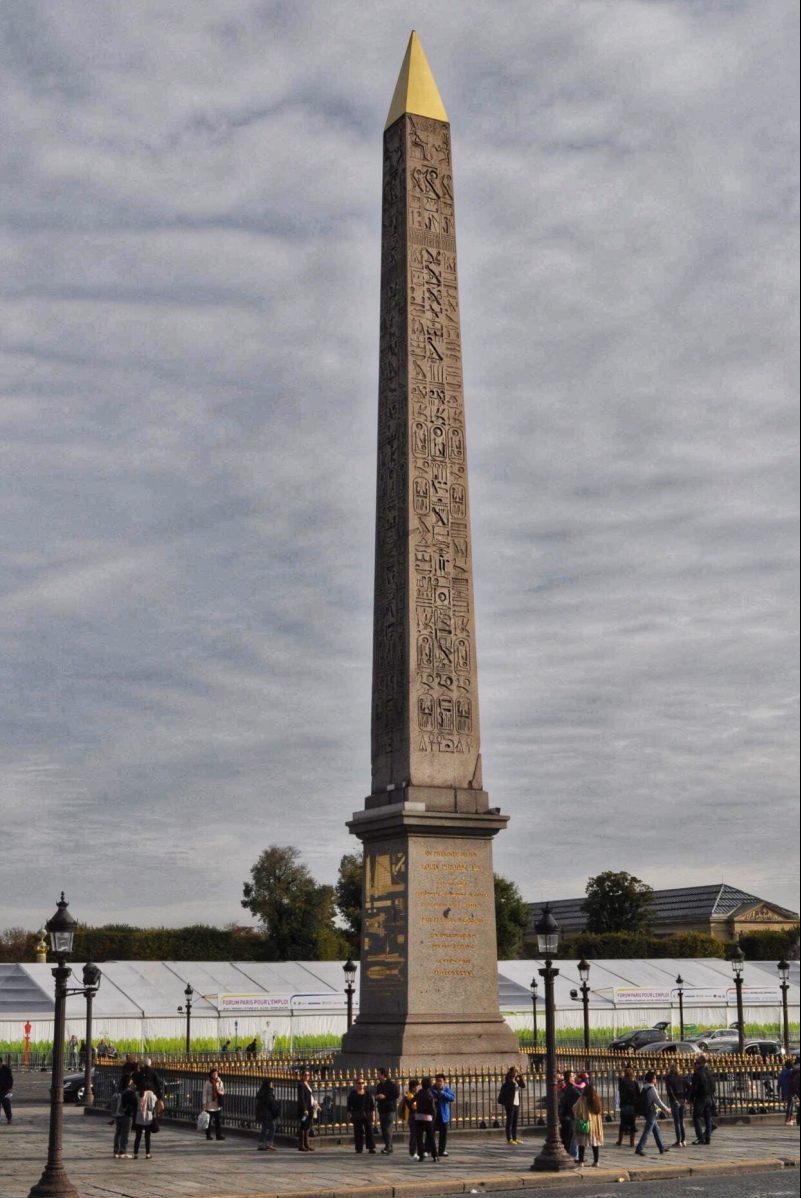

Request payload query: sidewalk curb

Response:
[201,1153,800,1198]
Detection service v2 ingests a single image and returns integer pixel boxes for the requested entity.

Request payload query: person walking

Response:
[201,1068,226,1142]
[617,1065,640,1146]
[112,1075,138,1158]
[412,1076,439,1162]
[665,1065,689,1147]
[296,1068,317,1152]
[558,1069,582,1160]
[498,1066,526,1144]
[778,1058,796,1125]
[132,1082,157,1159]
[634,1071,671,1157]
[573,1081,604,1167]
[346,1076,377,1154]
[688,1056,716,1145]
[374,1066,400,1154]
[399,1079,420,1157]
[255,1077,280,1151]
[0,1060,13,1124]
[433,1074,455,1157]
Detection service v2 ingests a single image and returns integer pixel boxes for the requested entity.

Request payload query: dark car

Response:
[63,1068,95,1103]
[707,1040,784,1058]
[609,1028,673,1052]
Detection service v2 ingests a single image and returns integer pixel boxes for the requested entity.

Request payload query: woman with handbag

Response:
[201,1068,226,1142]
[132,1082,157,1159]
[498,1066,526,1144]
[573,1081,604,1167]
[296,1069,317,1152]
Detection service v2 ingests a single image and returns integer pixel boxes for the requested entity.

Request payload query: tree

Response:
[0,927,37,963]
[335,852,363,951]
[582,871,655,934]
[242,845,345,960]
[494,874,530,958]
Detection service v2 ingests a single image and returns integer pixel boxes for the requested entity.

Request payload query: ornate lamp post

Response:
[777,959,790,1053]
[28,894,80,1198]
[530,976,539,1051]
[531,905,575,1173]
[730,943,746,1053]
[81,962,101,1107]
[177,983,194,1054]
[577,958,591,1055]
[675,975,685,1041]
[343,958,357,1030]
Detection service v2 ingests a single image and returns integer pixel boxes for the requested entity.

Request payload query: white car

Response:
[692,1028,740,1050]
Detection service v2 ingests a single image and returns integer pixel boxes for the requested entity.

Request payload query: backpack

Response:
[110,1091,123,1117]
[636,1086,652,1118]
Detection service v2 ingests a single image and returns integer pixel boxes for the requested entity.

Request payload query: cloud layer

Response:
[0,0,798,929]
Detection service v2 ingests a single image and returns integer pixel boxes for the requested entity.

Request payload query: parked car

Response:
[609,1028,673,1052]
[63,1068,95,1103]
[707,1040,785,1058]
[692,1028,740,1050]
[635,1040,701,1055]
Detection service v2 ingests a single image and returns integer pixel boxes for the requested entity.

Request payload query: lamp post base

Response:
[531,1141,578,1172]
[28,1163,81,1198]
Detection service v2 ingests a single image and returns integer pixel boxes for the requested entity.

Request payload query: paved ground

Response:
[457,1170,801,1198]
[0,1105,797,1198]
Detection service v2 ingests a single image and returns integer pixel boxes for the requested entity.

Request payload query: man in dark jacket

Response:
[132,1057,162,1101]
[558,1069,581,1159]
[374,1067,400,1154]
[688,1056,716,1145]
[0,1060,13,1123]
[346,1077,377,1154]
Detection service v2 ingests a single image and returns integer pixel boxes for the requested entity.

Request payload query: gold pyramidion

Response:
[385,30,448,129]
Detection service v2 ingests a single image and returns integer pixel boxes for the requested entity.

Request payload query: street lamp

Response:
[530,976,539,1052]
[777,959,790,1053]
[343,958,357,1030]
[729,943,746,1052]
[28,893,80,1198]
[675,975,685,1041]
[178,984,194,1054]
[81,962,101,1108]
[531,905,575,1173]
[577,958,591,1055]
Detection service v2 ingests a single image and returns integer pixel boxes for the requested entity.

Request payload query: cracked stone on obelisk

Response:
[338,32,521,1070]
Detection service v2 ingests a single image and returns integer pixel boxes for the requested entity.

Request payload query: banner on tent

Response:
[613,985,780,1006]
[217,993,359,1013]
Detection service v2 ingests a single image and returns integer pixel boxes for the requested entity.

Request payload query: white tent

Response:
[1,959,797,1047]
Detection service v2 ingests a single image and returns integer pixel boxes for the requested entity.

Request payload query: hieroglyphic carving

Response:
[372,111,481,790]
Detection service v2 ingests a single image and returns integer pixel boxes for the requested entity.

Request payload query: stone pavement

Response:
[0,1105,797,1198]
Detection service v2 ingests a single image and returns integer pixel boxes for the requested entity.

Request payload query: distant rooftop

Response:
[527,884,799,935]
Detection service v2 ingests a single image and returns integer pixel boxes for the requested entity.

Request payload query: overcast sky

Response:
[1,1,798,933]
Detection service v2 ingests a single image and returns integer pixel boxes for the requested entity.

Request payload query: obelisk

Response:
[340,32,520,1070]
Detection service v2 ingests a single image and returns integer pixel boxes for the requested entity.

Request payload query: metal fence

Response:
[93,1053,788,1141]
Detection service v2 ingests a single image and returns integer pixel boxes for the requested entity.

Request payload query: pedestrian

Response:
[688,1055,716,1145]
[665,1065,689,1147]
[296,1068,317,1152]
[374,1066,400,1154]
[617,1065,640,1146]
[433,1073,455,1157]
[634,1070,671,1157]
[132,1081,157,1159]
[778,1058,796,1125]
[558,1068,582,1160]
[573,1080,604,1167]
[346,1076,377,1154]
[201,1068,226,1142]
[254,1077,280,1151]
[112,1075,137,1158]
[245,1039,258,1060]
[412,1076,439,1162]
[78,1040,86,1069]
[68,1035,79,1070]
[133,1057,163,1101]
[0,1060,13,1124]
[498,1065,526,1144]
[220,1040,230,1055]
[399,1078,421,1157]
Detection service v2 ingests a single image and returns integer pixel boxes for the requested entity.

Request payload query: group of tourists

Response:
[101,1050,799,1166]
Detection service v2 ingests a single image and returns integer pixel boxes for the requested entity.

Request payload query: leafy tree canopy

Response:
[494,874,530,959]
[242,845,348,960]
[582,871,655,934]
[335,853,363,951]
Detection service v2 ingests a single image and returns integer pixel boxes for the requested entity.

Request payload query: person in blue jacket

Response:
[433,1073,455,1157]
